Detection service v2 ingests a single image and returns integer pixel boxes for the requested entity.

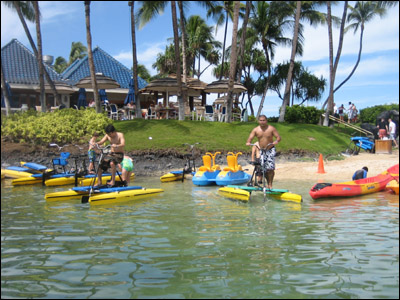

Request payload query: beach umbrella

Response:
[99,89,108,103]
[204,79,247,94]
[75,72,120,89]
[124,78,135,105]
[77,88,87,108]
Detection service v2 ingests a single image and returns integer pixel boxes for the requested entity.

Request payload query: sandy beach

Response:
[242,150,399,183]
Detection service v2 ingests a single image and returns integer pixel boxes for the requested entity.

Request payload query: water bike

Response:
[160,143,200,182]
[218,143,302,203]
[82,144,163,205]
[192,151,221,186]
[2,162,50,179]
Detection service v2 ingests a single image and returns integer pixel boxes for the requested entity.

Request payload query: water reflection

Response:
[1,178,398,299]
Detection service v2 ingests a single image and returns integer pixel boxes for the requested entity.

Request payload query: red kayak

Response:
[309,164,398,200]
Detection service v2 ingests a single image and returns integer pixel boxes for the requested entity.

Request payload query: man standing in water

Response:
[246,115,281,189]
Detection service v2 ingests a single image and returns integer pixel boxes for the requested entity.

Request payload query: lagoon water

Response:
[1,176,399,299]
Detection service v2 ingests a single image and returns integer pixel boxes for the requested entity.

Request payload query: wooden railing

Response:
[321,113,373,136]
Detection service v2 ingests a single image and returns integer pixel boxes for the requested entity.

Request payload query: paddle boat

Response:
[215,152,251,186]
[192,152,221,186]
[309,164,398,199]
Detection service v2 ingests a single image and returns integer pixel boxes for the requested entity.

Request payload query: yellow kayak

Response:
[386,180,399,195]
[84,188,164,205]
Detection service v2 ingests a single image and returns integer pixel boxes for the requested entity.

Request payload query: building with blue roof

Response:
[1,39,147,110]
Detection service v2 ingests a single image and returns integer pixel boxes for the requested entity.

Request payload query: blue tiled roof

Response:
[1,39,147,90]
[62,46,147,89]
[1,39,69,85]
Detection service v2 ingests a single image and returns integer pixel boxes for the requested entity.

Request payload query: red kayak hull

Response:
[309,173,394,200]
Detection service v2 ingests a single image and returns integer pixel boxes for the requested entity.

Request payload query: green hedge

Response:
[285,105,323,124]
[359,104,399,124]
[1,108,112,144]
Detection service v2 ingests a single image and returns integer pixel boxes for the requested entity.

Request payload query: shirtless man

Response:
[96,124,125,187]
[246,115,281,189]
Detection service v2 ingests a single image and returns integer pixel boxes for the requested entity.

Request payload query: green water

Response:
[1,177,399,299]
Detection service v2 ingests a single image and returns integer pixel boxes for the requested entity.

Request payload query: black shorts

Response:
[100,152,124,171]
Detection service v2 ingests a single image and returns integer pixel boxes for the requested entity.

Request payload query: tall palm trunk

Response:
[324,1,347,125]
[1,65,11,116]
[279,1,301,123]
[178,1,188,113]
[219,9,229,80]
[226,1,240,123]
[171,1,184,120]
[84,1,100,113]
[11,1,61,106]
[33,2,46,112]
[324,2,334,127]
[129,1,141,118]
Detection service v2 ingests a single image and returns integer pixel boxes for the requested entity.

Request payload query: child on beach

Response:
[88,131,99,174]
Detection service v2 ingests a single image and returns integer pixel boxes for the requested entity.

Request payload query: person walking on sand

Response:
[388,118,398,148]
[96,124,125,187]
[88,131,99,174]
[246,115,281,189]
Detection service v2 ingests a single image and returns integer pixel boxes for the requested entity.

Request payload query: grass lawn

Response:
[114,119,353,157]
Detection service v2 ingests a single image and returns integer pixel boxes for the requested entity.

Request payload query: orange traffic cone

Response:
[317,154,326,174]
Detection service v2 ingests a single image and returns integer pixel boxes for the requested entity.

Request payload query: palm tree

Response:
[248,1,293,118]
[53,56,67,74]
[186,15,221,78]
[1,65,11,116]
[324,1,348,126]
[207,1,245,80]
[170,1,184,120]
[3,1,61,106]
[68,41,87,66]
[84,1,100,113]
[225,1,240,123]
[129,1,142,118]
[278,1,301,123]
[33,1,46,112]
[335,1,398,93]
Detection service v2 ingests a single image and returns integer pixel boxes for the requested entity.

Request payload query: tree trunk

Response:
[85,1,100,113]
[33,2,46,112]
[1,65,11,116]
[279,1,301,123]
[13,2,61,106]
[129,1,141,118]
[226,1,240,123]
[324,2,334,126]
[178,1,188,117]
[171,1,184,120]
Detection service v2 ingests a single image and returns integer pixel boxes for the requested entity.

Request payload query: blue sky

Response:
[1,1,399,117]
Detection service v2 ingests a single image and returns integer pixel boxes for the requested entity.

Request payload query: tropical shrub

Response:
[285,105,323,124]
[359,104,399,124]
[1,108,112,145]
